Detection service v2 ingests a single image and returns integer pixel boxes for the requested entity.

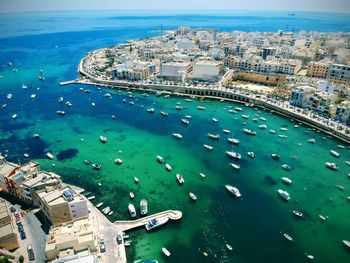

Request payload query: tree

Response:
[18,255,24,263]
[0,256,9,263]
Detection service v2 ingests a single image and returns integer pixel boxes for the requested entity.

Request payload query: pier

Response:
[114,210,182,232]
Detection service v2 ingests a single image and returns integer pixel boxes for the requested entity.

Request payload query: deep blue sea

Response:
[0,11,350,263]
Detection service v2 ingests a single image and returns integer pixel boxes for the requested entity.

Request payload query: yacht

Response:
[319,215,327,221]
[115,158,123,165]
[128,204,137,218]
[223,129,231,134]
[227,138,240,145]
[189,192,197,201]
[197,106,206,110]
[11,114,17,119]
[226,244,233,251]
[199,172,206,178]
[140,199,148,215]
[103,207,111,215]
[7,94,12,99]
[96,202,103,208]
[145,217,169,231]
[92,164,102,170]
[104,93,112,98]
[330,150,340,158]
[162,247,171,257]
[235,107,242,112]
[226,151,241,160]
[247,152,255,158]
[146,108,155,113]
[212,118,218,123]
[342,240,350,249]
[57,110,65,115]
[172,133,183,139]
[185,115,192,119]
[58,97,64,103]
[278,189,290,201]
[160,111,168,116]
[243,128,256,135]
[157,155,164,163]
[283,233,293,242]
[271,154,280,160]
[87,196,95,201]
[134,177,139,183]
[181,118,189,125]
[241,114,249,119]
[208,133,220,140]
[269,130,276,134]
[225,185,241,198]
[308,138,316,144]
[229,163,240,170]
[100,136,107,143]
[129,192,135,199]
[203,144,214,151]
[281,177,293,185]
[228,109,236,114]
[84,160,91,165]
[260,117,267,121]
[175,105,183,110]
[165,163,172,171]
[176,174,184,184]
[46,152,54,160]
[292,210,303,217]
[280,127,288,131]
[282,164,292,171]
[258,124,267,129]
[325,162,338,171]
[30,94,36,99]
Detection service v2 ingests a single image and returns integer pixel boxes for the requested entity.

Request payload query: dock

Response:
[60,80,79,86]
[114,210,182,232]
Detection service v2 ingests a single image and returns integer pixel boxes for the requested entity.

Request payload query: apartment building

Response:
[0,198,19,251]
[191,60,224,81]
[160,61,192,81]
[290,85,316,108]
[306,61,330,78]
[327,64,350,87]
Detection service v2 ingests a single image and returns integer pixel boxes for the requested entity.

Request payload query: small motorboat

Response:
[165,163,172,171]
[100,136,107,143]
[319,215,327,221]
[278,189,290,201]
[34,133,40,138]
[92,163,102,170]
[225,244,233,251]
[281,177,292,185]
[96,202,103,208]
[197,106,206,110]
[115,158,123,165]
[176,174,184,184]
[229,163,240,170]
[212,118,218,123]
[283,233,293,242]
[57,110,65,115]
[203,144,214,151]
[7,94,12,99]
[157,155,164,163]
[84,160,91,165]
[243,128,256,135]
[208,133,220,140]
[292,210,303,217]
[258,124,267,129]
[269,130,276,134]
[172,133,183,139]
[129,192,135,199]
[31,94,36,99]
[308,138,316,144]
[58,97,64,103]
[160,111,168,116]
[247,152,255,158]
[325,162,338,171]
[330,150,340,158]
[227,138,240,145]
[199,172,206,178]
[181,118,189,125]
[46,152,54,160]
[342,240,350,249]
[12,114,18,119]
[189,192,197,201]
[225,185,241,198]
[282,164,292,171]
[162,247,171,257]
[272,154,280,160]
[134,177,139,183]
[223,129,231,134]
[146,108,155,113]
[226,151,241,160]
[23,153,30,158]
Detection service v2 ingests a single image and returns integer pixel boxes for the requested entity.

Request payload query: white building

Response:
[177,39,195,50]
[160,62,192,81]
[335,101,350,122]
[290,85,316,108]
[191,60,224,82]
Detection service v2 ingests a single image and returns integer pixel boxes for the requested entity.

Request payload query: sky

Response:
[0,0,350,13]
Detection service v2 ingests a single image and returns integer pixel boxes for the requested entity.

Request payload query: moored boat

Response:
[281,177,292,185]
[208,133,220,140]
[227,138,240,145]
[223,129,231,134]
[226,151,241,160]
[12,114,17,119]
[160,111,168,116]
[241,114,249,119]
[176,174,184,184]
[330,150,340,158]
[235,107,242,111]
[157,155,164,163]
[165,163,172,171]
[181,118,189,125]
[342,240,350,249]
[325,162,338,171]
[283,233,293,242]
[292,210,303,217]
[100,136,107,143]
[128,204,137,218]
[145,217,169,231]
[134,177,139,183]
[226,244,233,251]
[229,163,240,170]
[96,202,103,208]
[243,128,256,135]
[140,199,148,215]
[225,185,241,198]
[172,133,183,139]
[271,154,280,160]
[203,144,214,151]
[212,118,218,123]
[46,152,54,160]
[278,189,290,201]
[258,124,267,129]
[129,192,135,199]
[308,138,316,144]
[115,158,123,165]
[247,152,255,158]
[197,106,205,110]
[146,108,155,113]
[282,164,292,171]
[189,192,197,201]
[162,247,171,257]
[92,163,102,170]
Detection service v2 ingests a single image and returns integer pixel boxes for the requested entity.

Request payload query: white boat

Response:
[247,152,255,158]
[337,145,346,149]
[31,94,36,99]
[235,107,242,111]
[241,114,249,119]
[1,104,7,108]
[87,196,95,201]
[185,115,192,119]
[282,164,292,171]
[57,110,65,115]
[58,97,64,103]
[103,207,110,214]
[308,138,316,144]
[129,192,135,199]
[271,154,280,160]
[226,244,233,251]
[306,254,314,260]
[11,114,17,119]
[197,106,205,110]
[212,118,218,123]
[146,108,155,113]
[260,117,266,121]
[134,177,139,183]
[330,150,340,158]
[283,233,293,242]
[145,217,169,231]
[189,192,197,200]
[199,172,206,178]
[280,127,288,131]
[34,133,40,138]
[278,135,288,139]
[172,133,182,139]
[208,133,220,140]
[164,163,172,171]
[176,174,184,184]
[342,240,350,249]
[181,118,189,125]
[278,189,290,201]
[325,162,338,171]
[96,202,103,208]
[243,128,256,135]
[258,124,267,129]
[225,185,241,198]
[128,204,137,218]
[292,210,303,217]
[162,247,171,257]
[23,153,29,158]
[46,152,54,160]
[114,158,123,165]
[227,138,240,145]
[100,136,107,143]
[175,105,183,110]
[184,98,192,102]
[108,211,113,216]
[203,144,214,151]
[228,109,236,114]
[319,215,327,221]
[156,155,164,163]
[229,163,240,170]
[281,177,292,185]
[269,130,276,134]
[66,101,72,107]
[7,94,12,99]
[104,93,112,98]
[140,199,148,215]
[226,151,241,160]
[160,111,168,116]
[92,163,102,170]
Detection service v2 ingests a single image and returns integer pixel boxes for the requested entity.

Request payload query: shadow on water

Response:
[56,148,79,161]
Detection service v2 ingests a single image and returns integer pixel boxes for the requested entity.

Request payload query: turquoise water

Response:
[0,11,350,263]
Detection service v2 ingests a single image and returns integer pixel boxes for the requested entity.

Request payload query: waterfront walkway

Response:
[115,210,182,232]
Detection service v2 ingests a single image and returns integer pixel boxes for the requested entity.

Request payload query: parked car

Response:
[116,234,123,244]
[16,218,21,225]
[17,223,24,232]
[20,231,26,240]
[27,244,35,261]
[10,207,16,213]
[100,243,106,252]
[100,235,105,244]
